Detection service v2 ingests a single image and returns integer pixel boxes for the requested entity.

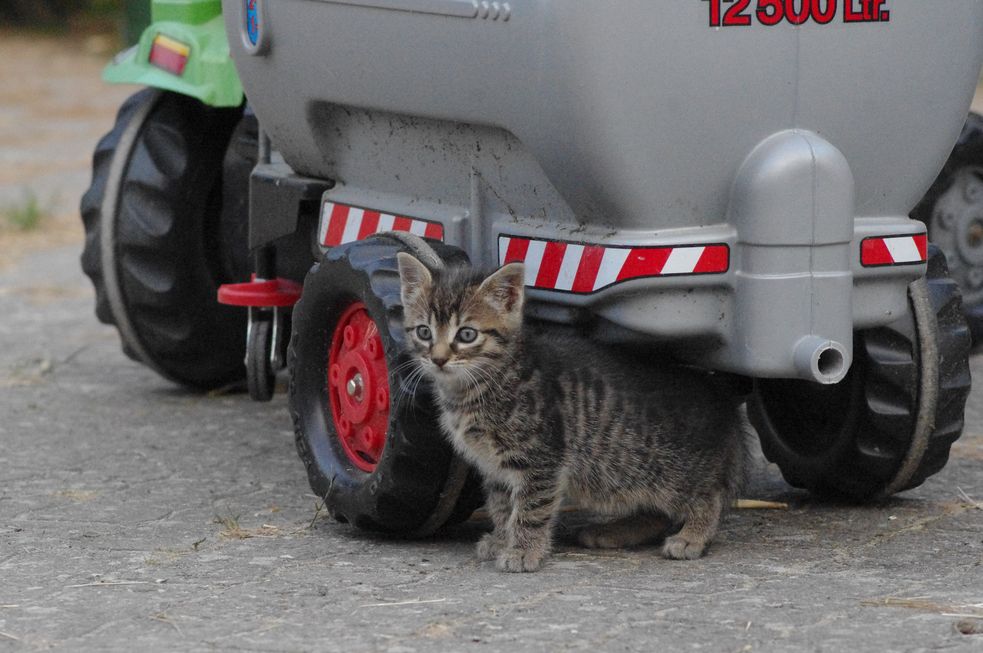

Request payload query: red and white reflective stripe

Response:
[319,201,444,247]
[499,236,729,293]
[860,234,927,267]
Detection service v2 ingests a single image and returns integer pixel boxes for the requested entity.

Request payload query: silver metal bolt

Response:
[347,373,364,401]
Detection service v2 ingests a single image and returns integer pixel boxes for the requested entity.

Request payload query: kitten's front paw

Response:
[661,534,707,560]
[475,533,505,561]
[496,545,547,573]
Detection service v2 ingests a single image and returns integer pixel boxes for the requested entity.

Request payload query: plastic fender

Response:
[103,14,243,108]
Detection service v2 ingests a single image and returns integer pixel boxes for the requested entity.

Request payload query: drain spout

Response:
[794,336,849,384]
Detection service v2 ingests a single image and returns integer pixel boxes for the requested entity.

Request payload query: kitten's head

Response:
[396,253,525,387]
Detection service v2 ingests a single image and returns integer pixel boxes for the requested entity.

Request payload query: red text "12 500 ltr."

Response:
[703,0,890,27]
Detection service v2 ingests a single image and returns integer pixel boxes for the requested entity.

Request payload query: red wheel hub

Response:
[327,303,390,472]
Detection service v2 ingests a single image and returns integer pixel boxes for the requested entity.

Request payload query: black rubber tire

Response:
[80,89,253,389]
[247,318,276,402]
[290,236,483,534]
[912,111,983,343]
[749,246,972,500]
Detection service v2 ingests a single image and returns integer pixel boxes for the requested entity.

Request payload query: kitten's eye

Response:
[456,327,478,344]
[415,325,432,341]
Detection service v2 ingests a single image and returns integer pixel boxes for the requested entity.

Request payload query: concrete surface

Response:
[1,28,982,653]
[1,244,982,652]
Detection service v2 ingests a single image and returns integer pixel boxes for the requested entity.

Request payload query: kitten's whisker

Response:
[468,368,498,402]
[411,369,427,398]
[391,359,422,375]
[463,367,483,397]
[472,362,510,397]
[392,364,428,412]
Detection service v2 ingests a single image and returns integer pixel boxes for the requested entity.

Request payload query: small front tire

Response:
[247,318,276,402]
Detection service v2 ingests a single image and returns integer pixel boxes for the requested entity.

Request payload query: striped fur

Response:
[397,254,748,572]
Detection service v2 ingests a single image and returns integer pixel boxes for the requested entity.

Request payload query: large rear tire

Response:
[749,246,971,500]
[80,89,253,389]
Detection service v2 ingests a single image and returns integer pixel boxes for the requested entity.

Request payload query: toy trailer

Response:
[82,0,981,534]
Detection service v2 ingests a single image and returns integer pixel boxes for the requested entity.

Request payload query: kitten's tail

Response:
[727,404,757,504]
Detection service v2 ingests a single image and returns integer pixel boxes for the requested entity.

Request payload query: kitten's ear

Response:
[396,253,433,306]
[477,262,526,318]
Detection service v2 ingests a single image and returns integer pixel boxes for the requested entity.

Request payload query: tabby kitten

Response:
[397,254,748,572]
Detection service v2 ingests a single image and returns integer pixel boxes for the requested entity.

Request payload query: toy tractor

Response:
[82,0,981,534]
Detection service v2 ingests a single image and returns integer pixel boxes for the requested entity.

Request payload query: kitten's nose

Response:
[432,356,448,368]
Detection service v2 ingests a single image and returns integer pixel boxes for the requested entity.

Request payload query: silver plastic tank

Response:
[224,0,983,382]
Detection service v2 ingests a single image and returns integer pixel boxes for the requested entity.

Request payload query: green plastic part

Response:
[104,0,243,108]
[152,0,222,24]
[124,0,152,46]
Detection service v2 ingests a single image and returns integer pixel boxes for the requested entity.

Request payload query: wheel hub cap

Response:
[327,303,390,472]
[932,167,983,301]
